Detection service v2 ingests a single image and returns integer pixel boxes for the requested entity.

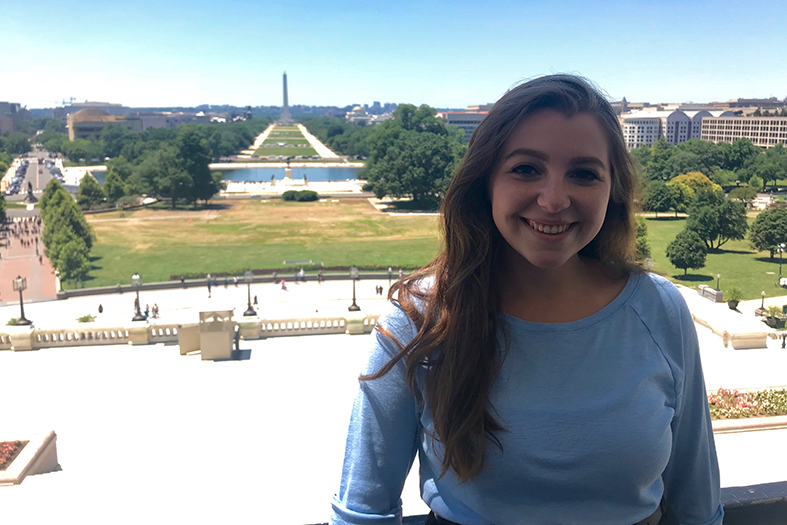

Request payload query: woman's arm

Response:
[660,294,724,525]
[330,306,422,525]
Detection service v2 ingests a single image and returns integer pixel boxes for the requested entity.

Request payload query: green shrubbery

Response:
[282,190,318,202]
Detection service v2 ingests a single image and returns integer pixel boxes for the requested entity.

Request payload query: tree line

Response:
[302,105,467,205]
[39,179,94,286]
[39,119,271,209]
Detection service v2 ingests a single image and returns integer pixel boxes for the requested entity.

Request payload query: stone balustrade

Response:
[0,313,381,352]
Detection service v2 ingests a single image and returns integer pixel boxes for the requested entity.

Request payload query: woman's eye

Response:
[574,169,600,182]
[511,164,538,176]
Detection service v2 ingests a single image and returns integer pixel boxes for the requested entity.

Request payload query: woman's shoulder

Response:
[630,271,690,314]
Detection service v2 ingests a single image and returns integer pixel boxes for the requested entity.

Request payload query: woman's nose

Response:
[536,176,570,213]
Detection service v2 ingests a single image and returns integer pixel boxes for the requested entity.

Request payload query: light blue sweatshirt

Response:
[331,272,723,525]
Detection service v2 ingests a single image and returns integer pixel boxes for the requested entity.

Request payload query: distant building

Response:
[54,101,130,119]
[620,109,733,150]
[713,98,784,110]
[0,101,31,134]
[700,116,787,148]
[280,71,292,123]
[67,108,142,140]
[437,105,493,141]
[345,106,391,125]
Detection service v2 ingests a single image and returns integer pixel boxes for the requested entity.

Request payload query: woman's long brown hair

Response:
[361,74,640,482]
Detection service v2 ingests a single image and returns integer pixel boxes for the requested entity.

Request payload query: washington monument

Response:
[281,71,292,123]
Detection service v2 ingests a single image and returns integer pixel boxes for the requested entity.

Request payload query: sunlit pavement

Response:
[1,280,786,524]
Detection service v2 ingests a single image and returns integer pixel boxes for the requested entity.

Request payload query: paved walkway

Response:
[297,123,340,158]
[0,214,57,305]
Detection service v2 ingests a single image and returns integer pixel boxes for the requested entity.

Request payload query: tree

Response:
[663,151,705,180]
[3,133,31,155]
[666,229,707,275]
[0,192,5,224]
[750,207,787,257]
[669,172,721,194]
[630,145,651,170]
[176,127,216,204]
[709,169,736,187]
[57,237,91,285]
[686,194,748,250]
[635,217,651,261]
[642,181,673,217]
[728,186,757,207]
[720,138,760,172]
[364,130,460,203]
[76,174,106,209]
[100,125,138,159]
[103,169,126,203]
[644,137,674,181]
[667,181,694,216]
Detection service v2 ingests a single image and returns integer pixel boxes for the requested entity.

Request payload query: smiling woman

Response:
[331,75,724,525]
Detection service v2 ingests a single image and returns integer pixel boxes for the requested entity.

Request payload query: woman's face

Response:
[488,109,612,271]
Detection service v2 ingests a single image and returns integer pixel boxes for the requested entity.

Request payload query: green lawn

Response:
[645,215,785,300]
[79,199,439,288]
[254,146,318,157]
[263,137,310,145]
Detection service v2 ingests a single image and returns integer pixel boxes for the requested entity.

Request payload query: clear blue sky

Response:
[3,0,786,109]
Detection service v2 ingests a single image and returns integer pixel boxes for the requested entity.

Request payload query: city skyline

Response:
[2,0,787,109]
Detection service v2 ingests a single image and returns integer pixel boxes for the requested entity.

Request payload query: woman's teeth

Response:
[528,220,570,235]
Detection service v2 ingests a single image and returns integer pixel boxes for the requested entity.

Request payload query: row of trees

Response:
[633,137,787,189]
[40,180,94,285]
[38,118,271,165]
[303,105,467,204]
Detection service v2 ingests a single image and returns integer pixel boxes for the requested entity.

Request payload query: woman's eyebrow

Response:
[504,148,548,161]
[504,149,607,170]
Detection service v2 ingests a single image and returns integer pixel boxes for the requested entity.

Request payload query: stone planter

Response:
[764,317,785,329]
[728,300,739,310]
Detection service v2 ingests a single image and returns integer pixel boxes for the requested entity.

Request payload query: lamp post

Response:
[131,273,145,321]
[348,265,361,312]
[716,274,720,291]
[243,270,256,316]
[12,275,31,326]
[388,266,392,288]
[779,244,785,278]
[762,290,766,310]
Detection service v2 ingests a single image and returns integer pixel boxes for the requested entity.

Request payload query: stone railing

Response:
[0,313,381,352]
[698,284,724,302]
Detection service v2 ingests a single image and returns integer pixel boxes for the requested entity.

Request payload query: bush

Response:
[6,318,18,326]
[77,314,96,323]
[282,190,319,202]
[708,387,787,419]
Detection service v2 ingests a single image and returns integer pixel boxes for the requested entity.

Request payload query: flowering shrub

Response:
[0,440,28,471]
[708,388,787,420]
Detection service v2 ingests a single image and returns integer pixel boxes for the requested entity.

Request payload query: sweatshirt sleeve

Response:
[330,305,422,525]
[659,286,724,525]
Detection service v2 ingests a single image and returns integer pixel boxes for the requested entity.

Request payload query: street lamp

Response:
[131,273,145,321]
[243,270,256,316]
[716,274,720,291]
[779,244,785,278]
[348,265,361,312]
[761,290,766,310]
[12,275,31,326]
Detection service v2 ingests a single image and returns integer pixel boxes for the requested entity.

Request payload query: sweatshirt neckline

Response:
[502,271,642,333]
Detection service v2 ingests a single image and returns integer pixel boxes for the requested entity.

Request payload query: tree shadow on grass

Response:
[710,248,755,255]
[389,199,440,212]
[645,216,685,221]
[673,274,713,282]
[755,256,782,264]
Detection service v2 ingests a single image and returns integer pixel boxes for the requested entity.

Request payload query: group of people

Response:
[0,216,43,263]
[144,303,160,319]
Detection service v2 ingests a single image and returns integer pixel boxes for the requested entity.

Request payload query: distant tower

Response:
[281,71,291,123]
